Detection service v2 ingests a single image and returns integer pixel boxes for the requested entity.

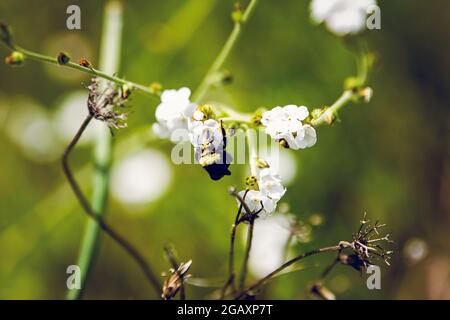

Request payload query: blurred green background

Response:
[0,0,449,299]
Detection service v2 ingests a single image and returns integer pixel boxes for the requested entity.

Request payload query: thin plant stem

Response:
[238,216,255,292]
[220,197,246,299]
[62,115,161,297]
[310,90,355,127]
[235,244,349,299]
[65,1,160,299]
[1,31,158,98]
[235,127,259,292]
[193,0,259,102]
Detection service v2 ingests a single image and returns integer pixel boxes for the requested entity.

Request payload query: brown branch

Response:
[235,243,349,299]
[62,114,161,296]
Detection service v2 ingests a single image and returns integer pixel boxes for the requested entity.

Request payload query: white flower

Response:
[296,124,317,149]
[310,0,376,36]
[262,105,317,150]
[152,87,195,142]
[189,119,223,149]
[237,190,277,219]
[259,168,286,201]
[236,165,286,219]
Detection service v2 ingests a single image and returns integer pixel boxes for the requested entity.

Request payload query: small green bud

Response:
[121,84,132,99]
[231,3,243,23]
[57,52,71,65]
[5,51,24,66]
[0,21,12,44]
[149,82,162,95]
[245,175,259,190]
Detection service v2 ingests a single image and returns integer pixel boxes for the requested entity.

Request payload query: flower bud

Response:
[196,104,215,120]
[78,58,92,68]
[57,52,71,65]
[245,175,259,190]
[120,84,132,99]
[149,82,162,95]
[359,86,373,103]
[255,158,270,169]
[5,51,24,66]
[231,3,243,23]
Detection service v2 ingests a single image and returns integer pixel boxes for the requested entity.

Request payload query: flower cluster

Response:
[238,167,286,219]
[310,0,376,36]
[152,88,231,180]
[261,105,317,150]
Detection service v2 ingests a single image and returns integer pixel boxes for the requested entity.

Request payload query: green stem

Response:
[310,90,355,127]
[67,0,121,300]
[4,39,158,98]
[193,0,259,102]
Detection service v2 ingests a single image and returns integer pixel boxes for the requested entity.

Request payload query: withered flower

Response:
[87,78,130,129]
[341,213,394,268]
[161,260,192,300]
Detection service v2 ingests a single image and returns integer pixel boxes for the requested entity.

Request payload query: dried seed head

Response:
[347,214,394,267]
[87,78,130,129]
[161,260,192,300]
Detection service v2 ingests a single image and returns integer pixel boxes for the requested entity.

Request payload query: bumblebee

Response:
[196,121,232,180]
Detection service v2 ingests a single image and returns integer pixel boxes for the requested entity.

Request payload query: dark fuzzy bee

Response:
[196,121,232,180]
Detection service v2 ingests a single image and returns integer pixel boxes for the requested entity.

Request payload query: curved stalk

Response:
[65,1,160,299]
[62,114,162,298]
[193,0,259,102]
